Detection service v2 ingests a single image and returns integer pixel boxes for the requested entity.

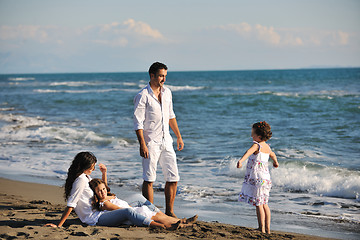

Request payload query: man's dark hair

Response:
[148,62,168,77]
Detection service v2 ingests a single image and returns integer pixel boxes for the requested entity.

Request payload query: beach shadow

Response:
[0,204,37,210]
[0,218,85,228]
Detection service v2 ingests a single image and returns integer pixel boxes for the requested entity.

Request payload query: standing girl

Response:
[237,121,279,234]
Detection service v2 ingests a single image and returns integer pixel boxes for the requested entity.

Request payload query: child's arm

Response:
[270,151,279,168]
[237,144,259,168]
[101,201,122,211]
[99,163,107,185]
[45,206,73,228]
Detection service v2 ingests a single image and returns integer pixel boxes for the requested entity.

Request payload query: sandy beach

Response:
[0,178,333,240]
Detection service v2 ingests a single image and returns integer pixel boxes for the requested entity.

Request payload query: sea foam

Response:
[8,77,35,81]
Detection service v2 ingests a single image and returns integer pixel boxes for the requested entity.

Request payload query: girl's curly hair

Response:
[253,121,272,141]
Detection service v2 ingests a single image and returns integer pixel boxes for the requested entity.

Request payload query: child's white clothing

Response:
[99,197,158,220]
[238,141,272,206]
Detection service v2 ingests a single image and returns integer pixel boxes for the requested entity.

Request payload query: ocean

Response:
[0,68,359,239]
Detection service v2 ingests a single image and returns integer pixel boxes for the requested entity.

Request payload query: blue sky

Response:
[0,0,359,73]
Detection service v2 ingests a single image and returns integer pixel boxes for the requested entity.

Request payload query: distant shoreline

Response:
[1,66,359,76]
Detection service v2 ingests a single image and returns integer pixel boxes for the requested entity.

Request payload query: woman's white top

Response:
[66,173,102,225]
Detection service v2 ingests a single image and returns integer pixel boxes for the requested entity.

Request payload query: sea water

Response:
[0,68,359,239]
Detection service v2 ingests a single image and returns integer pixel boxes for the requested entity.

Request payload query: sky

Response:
[0,0,359,74]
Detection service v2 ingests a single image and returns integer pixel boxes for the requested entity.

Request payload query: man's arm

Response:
[136,129,149,158]
[169,118,184,151]
[134,93,148,158]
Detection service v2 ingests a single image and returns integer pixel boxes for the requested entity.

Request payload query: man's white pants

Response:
[142,140,180,182]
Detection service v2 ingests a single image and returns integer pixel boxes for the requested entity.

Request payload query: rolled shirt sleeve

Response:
[133,93,146,130]
[168,90,176,120]
[67,176,87,208]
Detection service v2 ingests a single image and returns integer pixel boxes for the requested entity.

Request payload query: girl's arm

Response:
[99,163,107,185]
[270,151,279,168]
[45,206,73,228]
[237,144,258,168]
[101,201,122,211]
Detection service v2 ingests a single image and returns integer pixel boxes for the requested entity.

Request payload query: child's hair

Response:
[252,121,272,141]
[89,178,115,211]
[64,152,97,200]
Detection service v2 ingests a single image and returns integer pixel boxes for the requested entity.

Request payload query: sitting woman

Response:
[89,178,197,229]
[46,151,196,229]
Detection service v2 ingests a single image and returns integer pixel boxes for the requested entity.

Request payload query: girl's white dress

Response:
[100,197,158,220]
[238,141,272,206]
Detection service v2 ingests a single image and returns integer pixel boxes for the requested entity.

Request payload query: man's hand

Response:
[140,143,149,158]
[177,137,184,151]
[99,163,107,174]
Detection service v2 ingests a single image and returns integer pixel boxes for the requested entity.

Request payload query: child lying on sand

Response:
[89,178,198,230]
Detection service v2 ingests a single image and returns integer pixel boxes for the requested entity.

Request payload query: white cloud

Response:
[282,34,304,46]
[335,31,349,45]
[80,18,166,47]
[0,19,165,50]
[213,22,350,47]
[0,25,49,42]
[217,22,252,36]
[92,37,128,47]
[123,19,164,39]
[255,24,281,45]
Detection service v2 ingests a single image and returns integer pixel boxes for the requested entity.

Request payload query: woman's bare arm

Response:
[45,206,73,228]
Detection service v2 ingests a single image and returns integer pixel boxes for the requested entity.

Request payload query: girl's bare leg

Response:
[256,205,265,233]
[264,204,271,234]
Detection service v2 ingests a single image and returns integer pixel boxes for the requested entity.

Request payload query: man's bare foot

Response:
[184,215,198,224]
[255,227,266,233]
[166,212,178,218]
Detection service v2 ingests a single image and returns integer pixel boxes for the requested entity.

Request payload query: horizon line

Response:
[1,66,359,75]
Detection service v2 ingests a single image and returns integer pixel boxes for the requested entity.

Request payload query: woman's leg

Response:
[97,208,152,227]
[152,211,179,228]
[264,204,271,234]
[256,205,265,233]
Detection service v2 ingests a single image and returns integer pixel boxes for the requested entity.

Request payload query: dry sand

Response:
[0,178,333,240]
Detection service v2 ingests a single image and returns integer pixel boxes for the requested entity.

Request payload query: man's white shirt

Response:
[133,83,176,145]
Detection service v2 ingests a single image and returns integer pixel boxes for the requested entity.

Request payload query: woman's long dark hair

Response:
[64,152,97,200]
[89,178,115,211]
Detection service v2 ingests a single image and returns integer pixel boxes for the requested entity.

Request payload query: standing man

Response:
[133,62,184,217]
